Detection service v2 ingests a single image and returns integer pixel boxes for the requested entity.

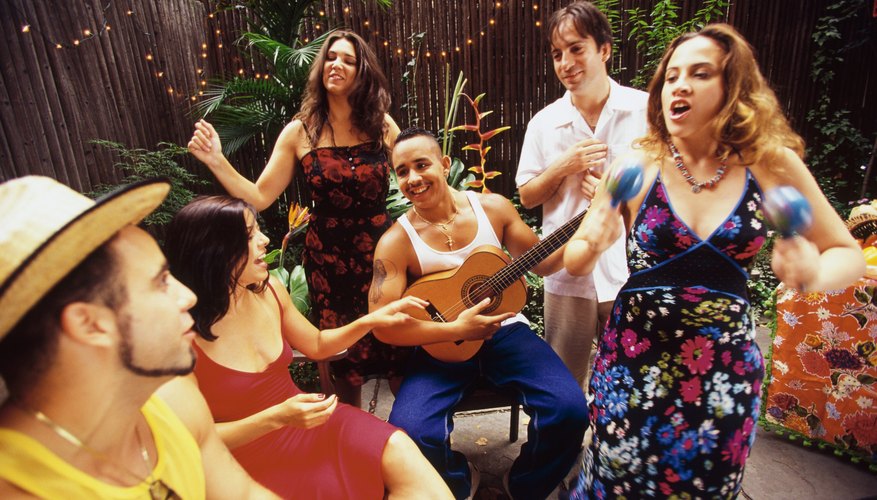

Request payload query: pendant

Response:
[691,184,702,193]
[445,237,454,249]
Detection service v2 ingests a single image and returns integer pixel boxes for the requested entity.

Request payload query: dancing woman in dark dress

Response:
[188,31,406,406]
[564,24,863,498]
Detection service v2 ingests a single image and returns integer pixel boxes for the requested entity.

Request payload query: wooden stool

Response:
[454,380,521,443]
[365,377,521,443]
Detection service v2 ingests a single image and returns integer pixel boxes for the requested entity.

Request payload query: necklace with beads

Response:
[668,141,727,193]
[19,404,181,499]
[413,204,459,250]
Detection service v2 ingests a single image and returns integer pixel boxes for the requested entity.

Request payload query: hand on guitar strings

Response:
[453,297,516,342]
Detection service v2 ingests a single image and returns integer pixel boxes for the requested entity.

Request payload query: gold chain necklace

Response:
[20,404,180,499]
[413,204,459,250]
[668,141,727,193]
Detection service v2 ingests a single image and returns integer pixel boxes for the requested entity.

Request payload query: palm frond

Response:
[192,77,296,118]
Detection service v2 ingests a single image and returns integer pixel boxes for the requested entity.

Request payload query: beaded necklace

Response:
[668,141,727,193]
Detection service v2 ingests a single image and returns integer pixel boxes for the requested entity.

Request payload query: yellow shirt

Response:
[0,395,205,499]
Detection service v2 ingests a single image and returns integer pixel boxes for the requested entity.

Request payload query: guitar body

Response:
[403,245,527,362]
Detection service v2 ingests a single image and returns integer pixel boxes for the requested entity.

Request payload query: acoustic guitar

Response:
[403,210,587,362]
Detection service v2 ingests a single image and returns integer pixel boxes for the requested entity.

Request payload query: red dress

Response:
[192,295,398,498]
[300,143,412,386]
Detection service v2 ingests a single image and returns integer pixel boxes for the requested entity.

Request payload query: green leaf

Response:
[288,264,310,315]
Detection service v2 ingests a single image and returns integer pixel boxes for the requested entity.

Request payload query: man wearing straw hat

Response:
[0,176,277,498]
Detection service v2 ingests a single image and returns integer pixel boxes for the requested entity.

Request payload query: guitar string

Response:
[426,212,586,322]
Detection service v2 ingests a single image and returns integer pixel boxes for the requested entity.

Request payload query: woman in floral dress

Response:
[564,24,863,498]
[188,31,406,407]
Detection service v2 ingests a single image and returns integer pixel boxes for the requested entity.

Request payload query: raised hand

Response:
[276,393,338,429]
[188,119,225,169]
[763,186,817,291]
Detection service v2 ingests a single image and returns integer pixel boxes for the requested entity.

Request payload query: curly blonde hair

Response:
[638,23,804,166]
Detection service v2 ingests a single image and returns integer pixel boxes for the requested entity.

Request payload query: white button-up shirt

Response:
[516,78,648,302]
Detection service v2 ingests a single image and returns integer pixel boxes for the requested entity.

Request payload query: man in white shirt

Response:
[516,1,648,390]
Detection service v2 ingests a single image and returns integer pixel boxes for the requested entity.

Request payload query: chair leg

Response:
[317,361,335,395]
[509,403,519,443]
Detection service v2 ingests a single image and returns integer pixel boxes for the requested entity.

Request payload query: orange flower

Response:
[287,203,311,234]
[803,334,823,349]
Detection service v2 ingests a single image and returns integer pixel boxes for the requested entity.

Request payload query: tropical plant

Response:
[265,202,311,315]
[626,0,729,89]
[804,0,872,213]
[88,140,209,228]
[450,93,510,193]
[400,31,426,128]
[192,1,330,156]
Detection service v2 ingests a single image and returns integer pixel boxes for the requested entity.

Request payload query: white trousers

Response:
[543,292,613,392]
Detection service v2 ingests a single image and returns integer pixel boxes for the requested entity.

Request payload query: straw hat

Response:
[0,176,170,340]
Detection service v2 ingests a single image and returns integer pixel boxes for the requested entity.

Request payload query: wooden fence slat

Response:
[0,0,873,201]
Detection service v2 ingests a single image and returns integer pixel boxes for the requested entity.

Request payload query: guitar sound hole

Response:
[461,275,500,314]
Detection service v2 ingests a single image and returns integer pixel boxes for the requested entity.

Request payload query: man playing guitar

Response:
[368,127,587,499]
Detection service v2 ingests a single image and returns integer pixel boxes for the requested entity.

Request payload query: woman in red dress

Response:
[164,196,451,499]
[188,31,406,407]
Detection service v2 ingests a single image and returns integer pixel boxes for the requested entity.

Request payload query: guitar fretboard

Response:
[485,210,587,292]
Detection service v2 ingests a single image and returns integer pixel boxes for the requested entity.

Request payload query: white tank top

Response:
[398,191,502,275]
[398,191,527,325]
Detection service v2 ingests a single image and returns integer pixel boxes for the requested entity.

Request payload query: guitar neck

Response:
[489,210,587,291]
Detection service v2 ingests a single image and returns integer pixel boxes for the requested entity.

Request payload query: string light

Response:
[83,29,92,36]
[21,25,30,33]
[145,53,153,61]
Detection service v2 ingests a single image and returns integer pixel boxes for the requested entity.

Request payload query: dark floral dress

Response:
[569,170,767,499]
[300,142,412,386]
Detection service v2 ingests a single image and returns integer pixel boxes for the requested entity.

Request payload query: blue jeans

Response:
[389,322,588,499]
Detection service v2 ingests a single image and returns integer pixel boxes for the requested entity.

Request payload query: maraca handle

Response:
[763,186,813,238]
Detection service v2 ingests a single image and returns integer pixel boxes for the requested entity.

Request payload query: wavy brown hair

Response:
[296,31,391,148]
[638,23,804,166]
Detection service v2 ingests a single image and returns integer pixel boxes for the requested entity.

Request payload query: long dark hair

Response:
[296,30,391,148]
[164,196,266,340]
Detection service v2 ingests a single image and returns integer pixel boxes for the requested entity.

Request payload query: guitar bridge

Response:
[425,302,447,323]
[424,302,464,345]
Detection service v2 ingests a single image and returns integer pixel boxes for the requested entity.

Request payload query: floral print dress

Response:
[572,170,767,499]
[300,143,412,386]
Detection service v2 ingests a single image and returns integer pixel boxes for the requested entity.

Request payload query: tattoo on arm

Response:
[369,259,394,304]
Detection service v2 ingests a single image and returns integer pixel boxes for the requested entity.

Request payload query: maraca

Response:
[762,186,813,237]
[605,160,644,207]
